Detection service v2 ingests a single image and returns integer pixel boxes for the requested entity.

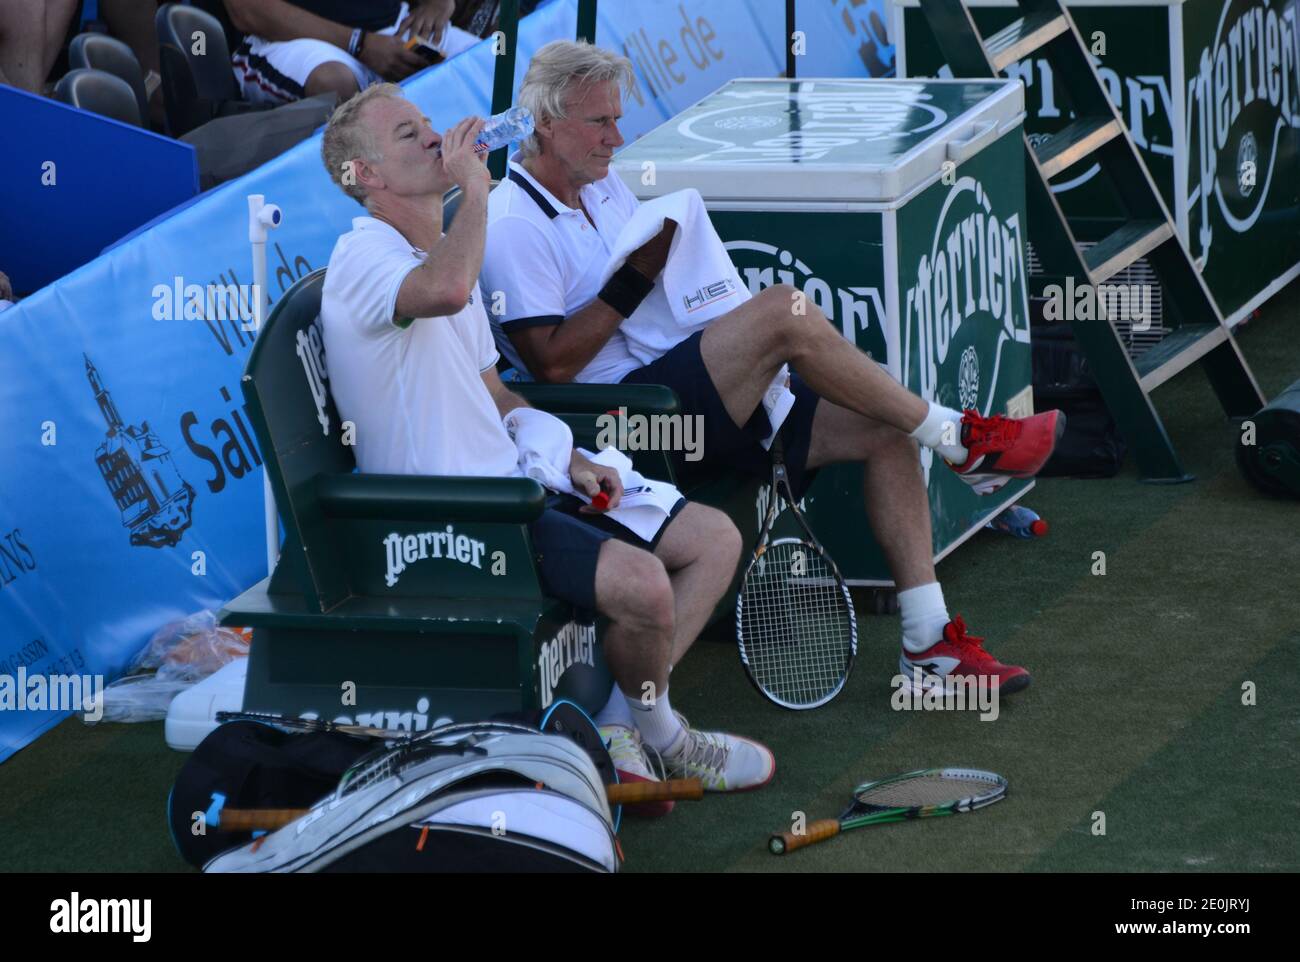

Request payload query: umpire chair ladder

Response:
[917,0,1265,482]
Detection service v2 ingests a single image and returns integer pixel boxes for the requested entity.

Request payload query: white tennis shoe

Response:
[661,713,775,792]
[599,724,673,817]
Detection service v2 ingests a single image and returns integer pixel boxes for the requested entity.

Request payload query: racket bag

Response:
[203,726,617,873]
[168,720,375,868]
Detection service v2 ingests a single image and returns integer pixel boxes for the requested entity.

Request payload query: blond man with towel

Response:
[482,41,1066,705]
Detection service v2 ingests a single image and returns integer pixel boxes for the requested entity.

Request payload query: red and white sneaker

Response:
[599,724,673,818]
[948,409,1065,493]
[899,616,1032,696]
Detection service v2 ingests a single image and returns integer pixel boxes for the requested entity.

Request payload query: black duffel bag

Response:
[168,720,373,868]
[1031,321,1128,478]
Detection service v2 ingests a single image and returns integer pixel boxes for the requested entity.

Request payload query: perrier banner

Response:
[1183,0,1300,316]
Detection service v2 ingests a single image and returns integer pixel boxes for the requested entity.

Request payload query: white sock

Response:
[898,582,951,653]
[594,681,635,730]
[628,685,685,752]
[908,401,968,464]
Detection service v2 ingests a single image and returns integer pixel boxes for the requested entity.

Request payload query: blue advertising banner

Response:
[0,0,893,762]
[0,85,199,296]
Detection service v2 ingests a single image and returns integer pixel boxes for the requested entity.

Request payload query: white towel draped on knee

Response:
[503,407,682,542]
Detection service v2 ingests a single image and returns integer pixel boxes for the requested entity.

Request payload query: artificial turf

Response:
[1,286,1296,873]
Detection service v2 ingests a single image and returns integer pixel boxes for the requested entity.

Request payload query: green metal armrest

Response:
[316,474,546,523]
[512,383,680,416]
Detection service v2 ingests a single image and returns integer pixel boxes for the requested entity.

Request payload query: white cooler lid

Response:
[614,78,1024,205]
[891,1,1185,8]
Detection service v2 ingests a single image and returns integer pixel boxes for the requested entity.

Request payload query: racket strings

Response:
[857,774,1000,807]
[338,737,485,796]
[741,539,854,706]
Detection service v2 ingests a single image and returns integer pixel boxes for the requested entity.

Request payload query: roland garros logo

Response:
[902,176,1031,484]
[1188,0,1300,263]
[676,82,948,163]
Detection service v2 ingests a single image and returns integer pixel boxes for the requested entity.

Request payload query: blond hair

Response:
[517,40,633,157]
[321,83,405,205]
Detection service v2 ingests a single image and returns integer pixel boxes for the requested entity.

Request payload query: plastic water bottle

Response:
[985,504,1048,539]
[438,107,534,156]
[478,106,533,151]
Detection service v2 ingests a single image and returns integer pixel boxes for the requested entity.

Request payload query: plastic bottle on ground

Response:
[985,504,1048,539]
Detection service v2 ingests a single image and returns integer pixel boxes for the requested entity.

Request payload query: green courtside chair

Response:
[219,268,678,729]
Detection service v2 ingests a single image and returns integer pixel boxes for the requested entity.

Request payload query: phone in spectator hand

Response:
[405,37,443,64]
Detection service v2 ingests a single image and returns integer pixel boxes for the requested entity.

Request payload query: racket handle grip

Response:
[606,778,704,804]
[770,819,840,855]
[217,808,308,832]
[222,784,707,832]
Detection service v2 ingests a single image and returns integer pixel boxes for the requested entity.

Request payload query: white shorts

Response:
[231,3,480,105]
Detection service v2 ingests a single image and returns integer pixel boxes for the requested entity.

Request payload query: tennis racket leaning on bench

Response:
[769,768,1008,855]
[736,435,857,709]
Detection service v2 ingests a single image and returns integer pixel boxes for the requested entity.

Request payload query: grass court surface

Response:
[1,285,1296,873]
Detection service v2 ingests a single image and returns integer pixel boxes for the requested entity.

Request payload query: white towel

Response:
[503,408,682,542]
[602,188,747,365]
[602,188,795,449]
[503,407,574,492]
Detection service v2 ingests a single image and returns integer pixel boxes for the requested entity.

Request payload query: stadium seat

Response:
[69,33,150,128]
[219,269,685,725]
[156,3,267,136]
[54,68,144,127]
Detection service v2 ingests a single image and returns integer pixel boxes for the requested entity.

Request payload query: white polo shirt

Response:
[482,156,642,383]
[319,216,519,479]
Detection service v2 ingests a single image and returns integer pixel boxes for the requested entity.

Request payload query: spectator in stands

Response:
[446,0,546,40]
[221,0,476,105]
[315,84,777,802]
[0,0,78,94]
[0,268,13,307]
[99,0,166,128]
[482,41,1066,698]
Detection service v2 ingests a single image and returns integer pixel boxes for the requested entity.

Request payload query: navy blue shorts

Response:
[621,331,821,498]
[528,494,687,613]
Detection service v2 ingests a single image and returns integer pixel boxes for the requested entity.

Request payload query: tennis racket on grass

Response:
[215,710,397,738]
[769,767,1008,855]
[736,435,857,709]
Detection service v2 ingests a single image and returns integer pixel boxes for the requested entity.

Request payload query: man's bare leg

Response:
[100,0,165,126]
[805,401,936,591]
[305,60,360,103]
[591,539,674,697]
[650,503,743,667]
[699,284,929,434]
[0,0,59,93]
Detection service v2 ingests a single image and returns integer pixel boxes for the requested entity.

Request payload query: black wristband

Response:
[598,263,654,318]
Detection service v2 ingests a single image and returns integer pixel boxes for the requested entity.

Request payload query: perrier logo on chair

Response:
[86,355,195,548]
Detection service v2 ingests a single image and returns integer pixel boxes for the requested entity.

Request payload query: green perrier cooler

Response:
[614,79,1037,585]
